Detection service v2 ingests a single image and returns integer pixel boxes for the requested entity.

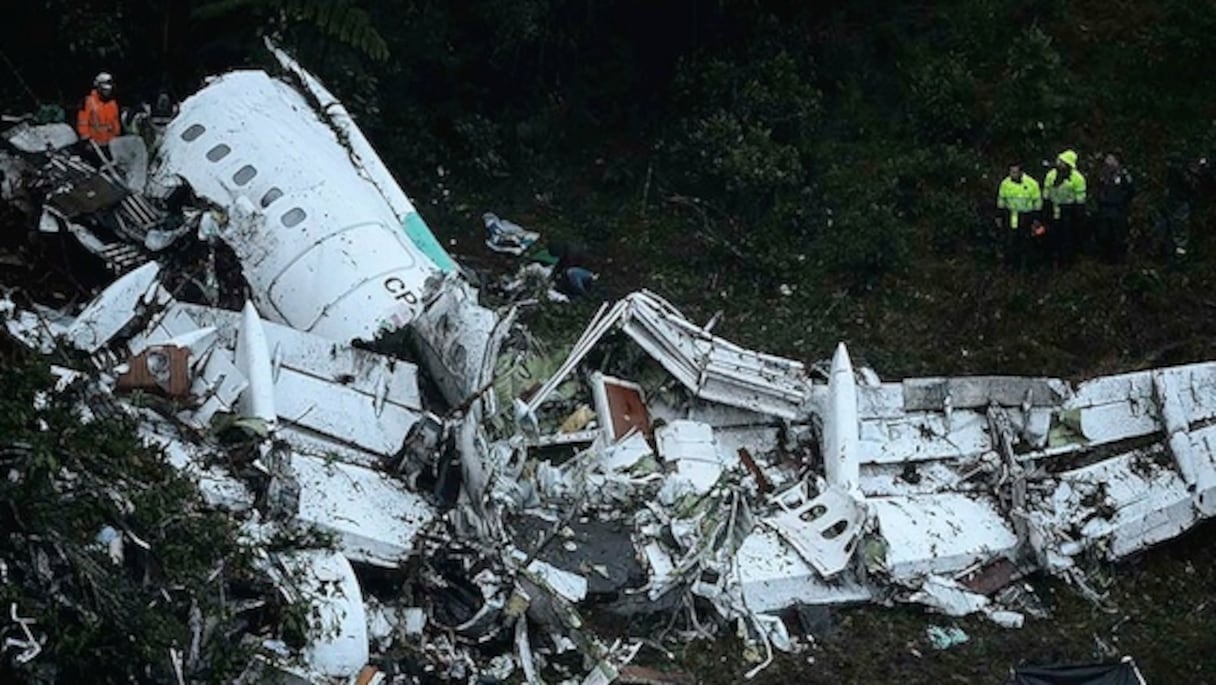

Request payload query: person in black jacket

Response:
[1157,154,1213,260]
[1094,153,1134,262]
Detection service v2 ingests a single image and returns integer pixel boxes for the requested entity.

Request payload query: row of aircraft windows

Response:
[180,123,307,228]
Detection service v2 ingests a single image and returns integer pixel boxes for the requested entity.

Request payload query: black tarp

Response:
[1011,658,1147,685]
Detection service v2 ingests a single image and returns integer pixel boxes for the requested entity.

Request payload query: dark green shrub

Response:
[904,51,979,142]
[453,113,511,178]
[662,50,822,217]
[819,197,911,280]
[675,110,804,197]
[990,25,1079,142]
[814,163,912,280]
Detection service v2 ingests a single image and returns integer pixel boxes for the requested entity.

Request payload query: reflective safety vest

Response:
[997,175,1042,228]
[76,89,120,145]
[1043,167,1087,219]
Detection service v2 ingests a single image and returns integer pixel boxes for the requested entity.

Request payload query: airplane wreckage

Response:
[0,43,1187,683]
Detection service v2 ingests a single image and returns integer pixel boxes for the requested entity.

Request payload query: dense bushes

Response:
[663,51,820,211]
[2,0,1214,286]
[904,51,979,143]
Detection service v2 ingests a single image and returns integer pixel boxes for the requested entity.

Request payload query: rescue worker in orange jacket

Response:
[76,72,121,145]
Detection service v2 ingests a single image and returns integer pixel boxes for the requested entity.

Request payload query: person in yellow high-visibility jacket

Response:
[996,163,1043,270]
[1043,149,1087,264]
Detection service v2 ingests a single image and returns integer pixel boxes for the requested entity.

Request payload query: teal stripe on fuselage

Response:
[402,211,457,272]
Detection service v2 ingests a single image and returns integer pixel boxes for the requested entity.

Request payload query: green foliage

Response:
[0,346,258,684]
[1143,0,1216,70]
[677,52,823,141]
[278,596,314,650]
[816,164,913,280]
[904,51,979,142]
[193,0,389,61]
[895,145,988,254]
[990,25,1078,142]
[674,110,805,198]
[657,49,825,278]
[453,113,511,179]
[916,188,984,254]
[478,0,553,54]
[47,0,128,58]
[1122,267,1167,299]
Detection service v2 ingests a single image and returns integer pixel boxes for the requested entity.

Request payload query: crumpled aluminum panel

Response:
[870,493,1019,580]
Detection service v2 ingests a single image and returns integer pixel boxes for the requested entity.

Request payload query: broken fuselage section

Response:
[149,43,505,410]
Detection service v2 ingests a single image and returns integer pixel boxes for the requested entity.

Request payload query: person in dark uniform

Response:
[1094,153,1135,262]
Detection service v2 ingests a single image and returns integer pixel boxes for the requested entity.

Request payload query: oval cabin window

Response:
[260,187,283,208]
[233,165,257,186]
[205,144,231,162]
[281,207,306,227]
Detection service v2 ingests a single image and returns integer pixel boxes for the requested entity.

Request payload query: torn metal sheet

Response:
[871,493,1019,580]
[407,279,514,406]
[520,556,588,603]
[909,575,991,616]
[762,485,866,579]
[902,376,1070,412]
[171,301,423,408]
[656,420,736,503]
[620,292,812,419]
[525,291,812,421]
[1,296,68,353]
[594,430,654,473]
[3,122,77,153]
[130,300,423,462]
[1042,449,1197,563]
[273,550,369,678]
[1060,363,1216,447]
[183,342,249,429]
[859,409,992,465]
[138,427,256,511]
[65,261,167,353]
[733,528,872,613]
[290,454,434,567]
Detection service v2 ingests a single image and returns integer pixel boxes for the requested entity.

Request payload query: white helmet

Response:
[94,72,114,88]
